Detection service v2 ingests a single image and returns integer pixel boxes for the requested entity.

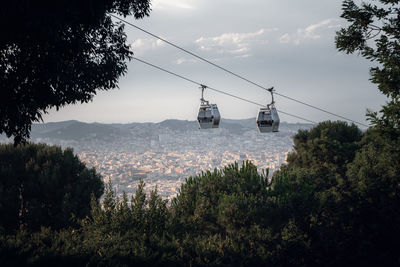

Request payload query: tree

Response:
[343,128,400,266]
[0,143,104,232]
[281,121,362,180]
[333,3,400,264]
[170,162,273,265]
[336,0,400,129]
[0,0,151,143]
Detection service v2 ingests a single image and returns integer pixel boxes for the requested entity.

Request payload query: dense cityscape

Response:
[1,119,311,200]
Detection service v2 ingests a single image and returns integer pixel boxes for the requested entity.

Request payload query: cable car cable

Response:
[132,57,317,124]
[133,57,200,86]
[273,92,367,127]
[111,15,368,127]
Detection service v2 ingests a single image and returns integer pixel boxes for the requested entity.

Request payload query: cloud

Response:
[204,29,265,45]
[152,0,195,10]
[195,28,276,57]
[300,19,335,39]
[130,39,145,49]
[173,57,198,65]
[234,54,251,59]
[129,38,165,55]
[199,45,212,51]
[279,18,340,45]
[226,47,249,54]
[155,39,164,47]
[328,24,342,29]
[279,33,290,44]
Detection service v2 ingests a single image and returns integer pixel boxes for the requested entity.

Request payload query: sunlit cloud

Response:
[173,57,199,65]
[129,38,166,55]
[279,18,340,45]
[300,18,335,39]
[152,0,196,10]
[195,28,276,57]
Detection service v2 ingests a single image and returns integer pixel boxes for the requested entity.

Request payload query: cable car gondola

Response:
[257,87,279,133]
[197,85,220,129]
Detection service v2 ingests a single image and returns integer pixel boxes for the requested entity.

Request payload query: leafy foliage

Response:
[1,145,400,266]
[343,128,400,266]
[0,143,104,232]
[335,2,400,264]
[281,120,363,186]
[0,0,151,142]
[336,0,400,130]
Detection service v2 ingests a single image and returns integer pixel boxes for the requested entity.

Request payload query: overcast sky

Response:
[43,0,388,127]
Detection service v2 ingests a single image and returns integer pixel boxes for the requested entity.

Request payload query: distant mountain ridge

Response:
[31,121,127,141]
[28,119,312,141]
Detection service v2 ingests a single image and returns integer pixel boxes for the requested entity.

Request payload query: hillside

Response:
[26,119,312,141]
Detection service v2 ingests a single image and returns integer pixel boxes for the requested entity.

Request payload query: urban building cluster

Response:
[1,120,310,201]
[76,128,294,201]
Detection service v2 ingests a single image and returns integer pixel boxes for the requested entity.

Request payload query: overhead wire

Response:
[132,57,317,124]
[111,14,368,127]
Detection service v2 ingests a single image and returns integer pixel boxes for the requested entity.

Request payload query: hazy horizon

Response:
[35,117,314,125]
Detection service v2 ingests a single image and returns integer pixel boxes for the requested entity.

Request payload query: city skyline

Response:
[1,118,310,200]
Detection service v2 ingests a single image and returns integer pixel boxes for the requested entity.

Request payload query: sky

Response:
[42,0,388,127]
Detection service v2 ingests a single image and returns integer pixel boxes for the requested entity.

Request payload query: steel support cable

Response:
[111,14,368,127]
[273,92,367,126]
[132,57,317,124]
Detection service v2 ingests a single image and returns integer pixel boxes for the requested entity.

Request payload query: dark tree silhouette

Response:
[0,0,151,142]
[0,143,104,232]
